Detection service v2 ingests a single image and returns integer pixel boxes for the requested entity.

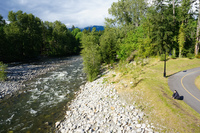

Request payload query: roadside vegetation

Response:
[195,75,200,90]
[103,58,200,132]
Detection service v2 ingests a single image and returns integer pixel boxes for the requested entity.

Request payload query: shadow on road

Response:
[166,71,181,78]
[166,70,187,78]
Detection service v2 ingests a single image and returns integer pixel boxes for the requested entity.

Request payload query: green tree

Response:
[41,21,54,56]
[41,20,79,57]
[71,28,82,53]
[4,11,23,61]
[177,0,197,55]
[195,0,200,55]
[81,28,101,81]
[75,32,82,40]
[178,23,186,57]
[100,27,118,64]
[1,10,81,62]
[51,21,72,56]
[71,25,75,31]
[105,0,147,27]
[144,0,173,55]
[0,15,7,61]
[82,29,89,34]
[71,28,81,37]
[4,10,43,61]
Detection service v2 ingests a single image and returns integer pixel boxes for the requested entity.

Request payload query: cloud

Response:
[0,0,118,28]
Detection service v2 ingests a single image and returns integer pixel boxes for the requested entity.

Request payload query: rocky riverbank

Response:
[0,56,80,100]
[56,76,157,133]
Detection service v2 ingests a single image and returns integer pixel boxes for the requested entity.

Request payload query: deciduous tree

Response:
[178,23,186,57]
[81,28,101,81]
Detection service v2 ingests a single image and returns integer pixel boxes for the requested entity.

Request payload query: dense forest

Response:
[0,10,82,62]
[81,0,200,81]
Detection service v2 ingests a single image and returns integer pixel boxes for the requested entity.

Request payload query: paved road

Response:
[168,67,200,114]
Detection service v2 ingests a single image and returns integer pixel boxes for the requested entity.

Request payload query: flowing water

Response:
[0,57,87,133]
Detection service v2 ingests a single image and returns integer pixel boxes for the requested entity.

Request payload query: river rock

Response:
[56,75,159,133]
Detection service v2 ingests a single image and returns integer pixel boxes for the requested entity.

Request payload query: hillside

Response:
[104,58,200,132]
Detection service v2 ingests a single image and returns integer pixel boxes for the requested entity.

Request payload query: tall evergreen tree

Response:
[147,0,173,54]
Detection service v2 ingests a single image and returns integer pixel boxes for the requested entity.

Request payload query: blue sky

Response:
[0,0,118,28]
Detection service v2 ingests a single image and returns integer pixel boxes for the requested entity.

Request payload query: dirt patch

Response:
[172,101,181,109]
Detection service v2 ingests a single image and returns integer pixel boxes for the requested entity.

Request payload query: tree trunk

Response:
[173,0,175,22]
[179,48,182,58]
[195,0,200,55]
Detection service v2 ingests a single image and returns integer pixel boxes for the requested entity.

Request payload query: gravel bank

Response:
[56,77,157,133]
[0,56,80,100]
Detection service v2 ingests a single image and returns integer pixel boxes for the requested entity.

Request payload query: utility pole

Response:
[164,51,166,77]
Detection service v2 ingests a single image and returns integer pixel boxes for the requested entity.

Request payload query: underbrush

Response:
[105,58,200,132]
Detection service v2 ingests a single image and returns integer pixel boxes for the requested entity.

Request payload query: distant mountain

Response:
[80,25,104,31]
[69,25,104,32]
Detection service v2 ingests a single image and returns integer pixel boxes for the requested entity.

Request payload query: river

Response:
[0,56,87,133]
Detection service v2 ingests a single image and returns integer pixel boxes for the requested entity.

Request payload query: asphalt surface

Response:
[168,67,200,114]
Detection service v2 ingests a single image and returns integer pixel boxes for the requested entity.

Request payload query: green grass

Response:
[107,58,200,132]
[195,75,200,90]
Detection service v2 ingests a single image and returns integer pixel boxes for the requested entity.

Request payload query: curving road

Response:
[168,67,200,114]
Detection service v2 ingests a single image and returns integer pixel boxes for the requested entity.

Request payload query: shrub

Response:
[0,62,7,81]
[187,53,194,59]
[171,55,176,59]
[117,43,135,61]
[171,48,176,59]
[160,54,167,61]
[196,54,200,59]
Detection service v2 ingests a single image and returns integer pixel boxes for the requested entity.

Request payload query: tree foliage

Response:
[80,0,199,81]
[0,10,81,62]
[178,23,186,57]
[105,0,147,27]
[81,28,101,81]
[100,27,118,64]
[1,0,199,81]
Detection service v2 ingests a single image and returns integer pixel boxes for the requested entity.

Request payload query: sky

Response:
[0,0,118,28]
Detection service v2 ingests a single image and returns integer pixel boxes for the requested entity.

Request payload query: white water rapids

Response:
[0,56,86,133]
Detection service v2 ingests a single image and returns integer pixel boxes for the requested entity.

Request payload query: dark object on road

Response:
[172,90,180,99]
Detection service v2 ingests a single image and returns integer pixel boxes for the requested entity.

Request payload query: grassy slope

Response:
[105,58,200,132]
[195,75,200,90]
